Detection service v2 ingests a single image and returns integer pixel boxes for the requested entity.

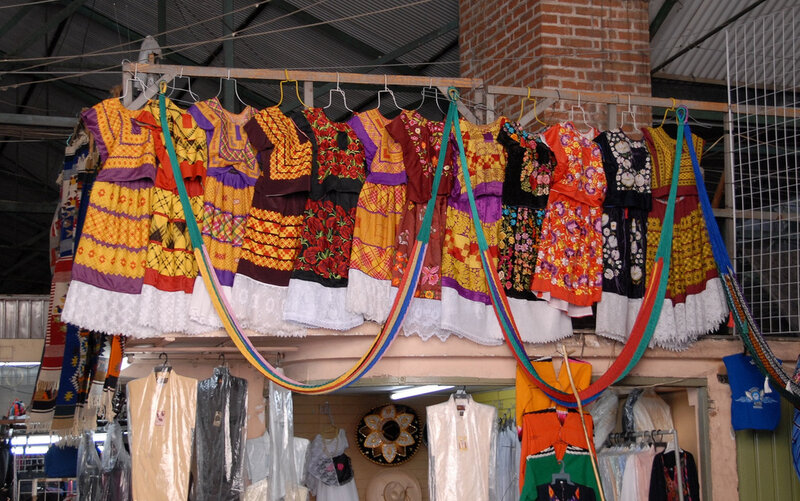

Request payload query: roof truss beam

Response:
[649,0,678,41]
[10,0,86,57]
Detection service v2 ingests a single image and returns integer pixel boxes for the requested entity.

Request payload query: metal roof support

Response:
[650,0,768,74]
[649,0,678,41]
[266,0,419,75]
[10,0,87,57]
[0,3,36,41]
[71,5,270,109]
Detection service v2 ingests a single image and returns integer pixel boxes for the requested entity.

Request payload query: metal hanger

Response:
[153,352,171,374]
[225,68,249,108]
[377,74,401,112]
[277,69,307,108]
[570,92,592,131]
[658,97,677,128]
[415,78,444,115]
[166,67,200,105]
[620,94,638,132]
[325,72,352,112]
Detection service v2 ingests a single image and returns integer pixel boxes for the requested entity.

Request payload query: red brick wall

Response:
[460,0,651,129]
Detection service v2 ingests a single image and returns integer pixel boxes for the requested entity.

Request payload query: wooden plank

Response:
[129,63,481,89]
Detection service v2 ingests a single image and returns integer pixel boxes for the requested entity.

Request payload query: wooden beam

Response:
[131,63,481,89]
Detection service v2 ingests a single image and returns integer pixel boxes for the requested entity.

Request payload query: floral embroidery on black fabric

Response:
[304,108,366,184]
[294,199,356,281]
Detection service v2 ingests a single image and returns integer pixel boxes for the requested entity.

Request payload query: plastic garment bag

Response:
[101,422,131,501]
[269,379,309,501]
[192,366,248,501]
[426,394,497,501]
[589,389,619,450]
[77,431,102,501]
[127,369,198,501]
[632,388,673,432]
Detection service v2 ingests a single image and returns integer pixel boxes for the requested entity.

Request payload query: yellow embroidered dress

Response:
[186,98,258,329]
[642,127,728,349]
[62,99,157,337]
[345,109,408,323]
[440,118,508,344]
[136,98,207,334]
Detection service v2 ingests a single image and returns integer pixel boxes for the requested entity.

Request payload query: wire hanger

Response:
[416,78,444,115]
[166,67,199,104]
[225,68,249,108]
[658,98,677,128]
[276,69,307,108]
[376,74,401,113]
[518,86,546,125]
[325,72,352,112]
[620,94,639,132]
[119,62,148,104]
[570,92,592,131]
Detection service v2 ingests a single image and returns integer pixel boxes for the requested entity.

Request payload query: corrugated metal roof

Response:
[650,0,799,81]
[0,296,47,340]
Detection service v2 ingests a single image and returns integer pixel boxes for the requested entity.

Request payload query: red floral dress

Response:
[283,108,367,330]
[531,122,606,314]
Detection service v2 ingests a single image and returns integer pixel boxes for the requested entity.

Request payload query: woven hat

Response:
[365,471,422,501]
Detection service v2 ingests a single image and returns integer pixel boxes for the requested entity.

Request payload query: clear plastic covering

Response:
[269,379,309,501]
[126,369,198,501]
[101,422,131,501]
[426,394,497,501]
[589,389,619,450]
[632,388,674,431]
[77,431,102,501]
[192,366,248,501]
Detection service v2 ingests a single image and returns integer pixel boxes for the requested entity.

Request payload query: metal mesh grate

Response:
[726,7,800,335]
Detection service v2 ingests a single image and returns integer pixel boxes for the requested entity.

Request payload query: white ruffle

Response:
[283,279,364,331]
[508,297,574,344]
[62,281,157,338]
[396,293,449,342]
[651,277,729,351]
[230,274,307,336]
[188,276,230,329]
[138,285,211,335]
[440,287,504,345]
[595,292,644,343]
[344,269,395,323]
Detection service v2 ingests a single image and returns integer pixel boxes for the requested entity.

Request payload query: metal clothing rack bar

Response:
[602,428,683,501]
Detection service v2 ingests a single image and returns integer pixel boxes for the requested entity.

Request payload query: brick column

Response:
[460,0,651,129]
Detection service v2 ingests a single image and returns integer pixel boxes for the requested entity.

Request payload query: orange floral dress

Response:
[531,122,606,314]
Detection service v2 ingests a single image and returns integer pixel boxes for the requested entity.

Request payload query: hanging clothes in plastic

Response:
[426,394,497,501]
[193,366,248,501]
[495,417,520,501]
[127,368,197,501]
[101,422,132,501]
[244,430,310,500]
[304,428,358,501]
[269,379,309,501]
[77,431,103,501]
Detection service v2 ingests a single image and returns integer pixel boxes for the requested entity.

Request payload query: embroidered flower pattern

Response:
[294,199,356,280]
[303,108,366,183]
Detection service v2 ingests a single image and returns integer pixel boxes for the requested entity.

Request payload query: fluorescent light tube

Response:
[390,385,454,400]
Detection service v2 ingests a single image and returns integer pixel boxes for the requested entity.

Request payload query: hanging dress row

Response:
[60,92,727,350]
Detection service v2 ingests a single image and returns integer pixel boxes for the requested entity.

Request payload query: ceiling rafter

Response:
[70,3,271,108]
[649,0,678,41]
[10,0,87,57]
